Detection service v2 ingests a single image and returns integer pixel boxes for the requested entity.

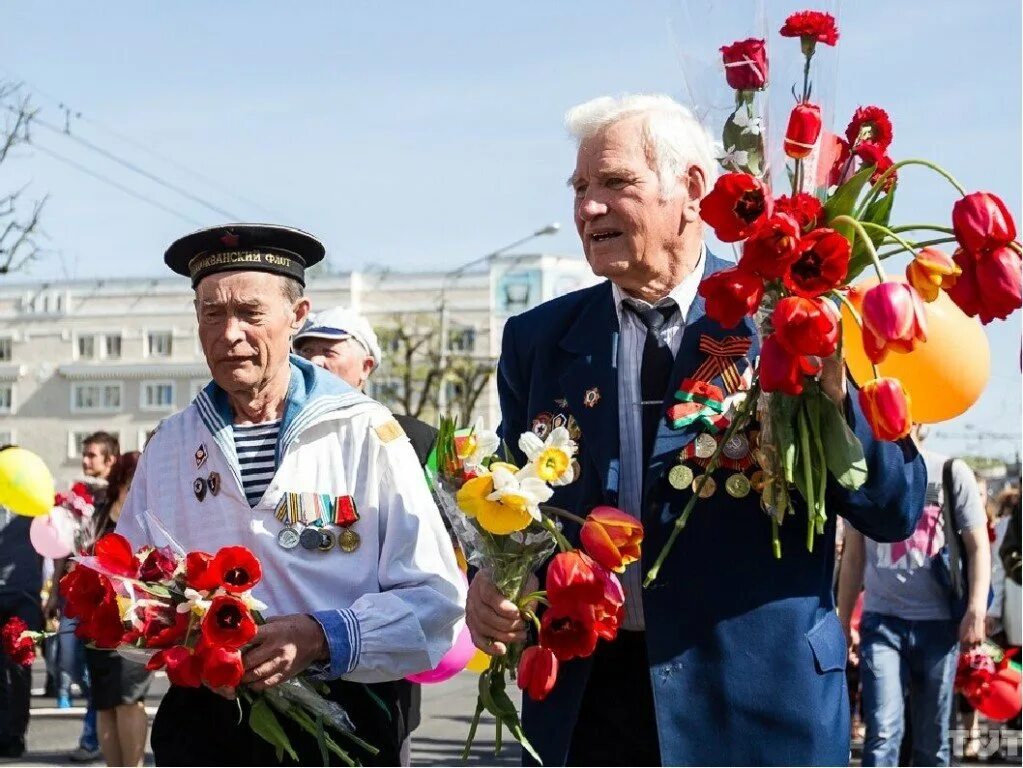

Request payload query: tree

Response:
[443,355,496,424]
[0,84,45,275]
[374,315,443,419]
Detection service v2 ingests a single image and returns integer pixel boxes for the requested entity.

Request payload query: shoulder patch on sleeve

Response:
[374,418,406,444]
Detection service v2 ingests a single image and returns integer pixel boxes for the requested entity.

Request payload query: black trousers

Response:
[0,592,42,749]
[566,630,661,767]
[152,680,403,766]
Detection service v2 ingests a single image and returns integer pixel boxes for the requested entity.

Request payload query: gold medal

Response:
[668,464,695,490]
[338,528,361,553]
[725,473,751,498]
[749,470,767,493]
[692,474,716,498]
[694,433,717,459]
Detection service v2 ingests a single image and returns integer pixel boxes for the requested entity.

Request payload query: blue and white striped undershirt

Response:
[232,420,280,506]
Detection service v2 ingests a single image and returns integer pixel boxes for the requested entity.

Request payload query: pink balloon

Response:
[30,513,73,559]
[405,622,476,684]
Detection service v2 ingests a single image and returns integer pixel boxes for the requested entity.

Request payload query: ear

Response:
[291,297,311,332]
[360,358,375,388]
[680,165,708,224]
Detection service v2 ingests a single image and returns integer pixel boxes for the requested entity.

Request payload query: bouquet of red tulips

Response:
[4,531,375,766]
[646,8,1021,582]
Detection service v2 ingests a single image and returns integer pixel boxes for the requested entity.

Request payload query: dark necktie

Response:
[625,301,679,465]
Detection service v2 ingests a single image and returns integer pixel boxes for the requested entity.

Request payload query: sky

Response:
[3,0,1021,460]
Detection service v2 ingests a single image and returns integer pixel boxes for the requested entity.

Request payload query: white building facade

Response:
[0,253,596,486]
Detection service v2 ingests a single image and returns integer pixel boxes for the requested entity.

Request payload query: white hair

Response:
[565,94,718,198]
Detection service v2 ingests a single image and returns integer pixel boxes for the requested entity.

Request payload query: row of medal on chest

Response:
[666,430,769,500]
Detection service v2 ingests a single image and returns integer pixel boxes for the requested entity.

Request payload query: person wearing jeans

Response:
[839,440,991,767]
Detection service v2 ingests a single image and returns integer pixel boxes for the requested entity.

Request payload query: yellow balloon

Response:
[0,447,55,517]
[842,280,990,424]
[465,648,492,674]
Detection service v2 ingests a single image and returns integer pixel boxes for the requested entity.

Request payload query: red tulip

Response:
[516,646,559,701]
[201,595,257,649]
[95,533,140,578]
[858,378,912,441]
[758,335,822,396]
[545,551,605,608]
[720,38,768,91]
[860,282,928,364]
[60,566,115,621]
[211,546,262,593]
[945,246,1022,324]
[185,551,220,592]
[952,192,1017,253]
[77,596,126,649]
[698,267,764,329]
[591,570,625,641]
[784,103,822,160]
[906,247,961,302]
[539,603,599,661]
[700,173,772,242]
[775,193,823,232]
[133,604,189,648]
[771,296,840,358]
[579,506,643,573]
[199,644,245,689]
[845,106,894,152]
[147,646,203,688]
[740,213,802,279]
[783,228,851,298]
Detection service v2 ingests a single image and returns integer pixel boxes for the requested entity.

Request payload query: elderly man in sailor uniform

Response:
[116,224,465,766]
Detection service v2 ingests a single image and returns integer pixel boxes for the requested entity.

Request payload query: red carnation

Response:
[138,547,178,583]
[94,533,140,578]
[775,193,824,233]
[771,296,840,358]
[700,173,772,242]
[759,335,821,396]
[199,644,245,689]
[210,546,262,594]
[2,618,36,666]
[845,106,893,152]
[783,228,850,298]
[147,646,203,688]
[184,551,220,592]
[720,38,768,91]
[779,10,839,48]
[201,595,257,649]
[698,267,764,329]
[539,602,599,662]
[739,213,802,279]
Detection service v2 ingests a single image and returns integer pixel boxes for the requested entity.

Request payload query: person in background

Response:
[0,445,43,759]
[81,452,151,768]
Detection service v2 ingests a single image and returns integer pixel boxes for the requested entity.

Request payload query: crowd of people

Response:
[0,93,1019,767]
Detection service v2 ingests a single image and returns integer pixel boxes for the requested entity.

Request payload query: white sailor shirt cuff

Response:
[310,609,361,679]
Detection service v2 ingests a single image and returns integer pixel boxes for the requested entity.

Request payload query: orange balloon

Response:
[842,279,990,424]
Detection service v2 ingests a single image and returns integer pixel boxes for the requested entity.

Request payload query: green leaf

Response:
[824,165,874,228]
[846,189,897,281]
[818,395,867,490]
[249,697,298,763]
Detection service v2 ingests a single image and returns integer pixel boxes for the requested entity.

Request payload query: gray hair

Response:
[280,275,304,305]
[565,94,718,198]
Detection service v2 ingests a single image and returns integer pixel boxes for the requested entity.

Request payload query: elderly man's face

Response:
[195,272,309,394]
[294,337,374,390]
[571,116,700,290]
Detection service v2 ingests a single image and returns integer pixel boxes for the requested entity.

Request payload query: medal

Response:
[725,473,752,498]
[338,528,361,553]
[668,464,695,490]
[722,434,750,461]
[692,475,716,498]
[583,387,601,408]
[207,471,221,496]
[694,433,717,459]
[195,443,208,469]
[193,477,207,501]
[299,527,321,551]
[318,530,336,551]
[277,526,300,549]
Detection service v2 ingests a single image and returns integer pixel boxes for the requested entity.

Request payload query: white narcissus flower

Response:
[457,422,500,469]
[240,592,267,612]
[518,426,578,486]
[485,464,554,522]
[175,588,212,616]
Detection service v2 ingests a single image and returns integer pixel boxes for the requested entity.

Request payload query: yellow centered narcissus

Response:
[518,427,578,486]
[535,447,571,483]
[456,473,533,535]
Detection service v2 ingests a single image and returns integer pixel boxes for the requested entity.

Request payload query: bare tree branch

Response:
[0,84,45,275]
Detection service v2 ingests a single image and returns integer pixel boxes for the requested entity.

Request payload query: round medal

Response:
[694,433,717,459]
[338,528,361,553]
[722,434,750,461]
[668,464,695,491]
[277,526,300,550]
[692,475,716,498]
[725,473,752,498]
[299,527,321,551]
[317,530,336,552]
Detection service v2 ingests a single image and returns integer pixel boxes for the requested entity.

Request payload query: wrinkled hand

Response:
[241,614,329,692]
[819,353,848,407]
[959,605,986,649]
[466,571,538,657]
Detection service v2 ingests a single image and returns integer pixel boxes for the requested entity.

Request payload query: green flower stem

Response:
[644,383,761,587]
[801,52,813,102]
[877,237,958,260]
[831,215,886,283]
[855,159,967,219]
[771,517,782,559]
[462,698,486,761]
[798,410,815,553]
[832,290,881,381]
[857,221,918,255]
[540,516,574,553]
[541,505,587,527]
[889,224,955,236]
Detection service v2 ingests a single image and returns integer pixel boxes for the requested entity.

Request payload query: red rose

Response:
[60,566,115,621]
[906,247,961,302]
[858,378,912,441]
[579,506,643,573]
[845,106,894,152]
[545,551,605,608]
[783,228,850,298]
[779,10,839,48]
[147,646,203,688]
[539,603,599,662]
[771,296,840,358]
[94,533,140,578]
[860,282,928,364]
[759,335,821,396]
[720,38,768,91]
[134,604,189,648]
[210,546,262,594]
[739,213,802,279]
[700,173,772,242]
[784,103,822,160]
[698,267,764,329]
[184,551,220,592]
[138,547,178,583]
[945,246,1023,325]
[199,644,245,689]
[201,595,257,649]
[78,596,126,649]
[516,645,559,702]
[952,192,1017,253]
[775,193,823,232]
[2,618,36,666]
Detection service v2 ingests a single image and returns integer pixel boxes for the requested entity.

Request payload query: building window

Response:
[0,385,12,414]
[138,427,160,450]
[190,379,208,400]
[147,331,173,357]
[141,381,175,410]
[368,377,405,406]
[77,335,96,359]
[71,382,122,413]
[0,337,11,362]
[104,334,122,360]
[68,430,109,460]
[447,327,477,353]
